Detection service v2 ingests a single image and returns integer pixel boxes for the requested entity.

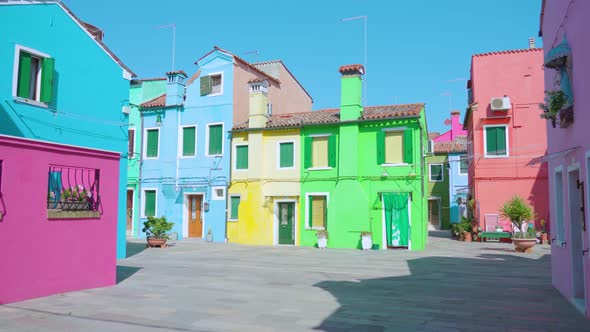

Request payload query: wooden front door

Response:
[126,190,133,232]
[428,199,440,228]
[188,195,203,237]
[278,202,295,245]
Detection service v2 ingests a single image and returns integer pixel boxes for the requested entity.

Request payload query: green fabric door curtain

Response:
[383,192,410,247]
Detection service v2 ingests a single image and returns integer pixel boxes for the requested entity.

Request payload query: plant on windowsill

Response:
[58,185,93,211]
[360,231,372,251]
[142,216,174,248]
[539,90,572,128]
[316,230,328,249]
[499,195,536,253]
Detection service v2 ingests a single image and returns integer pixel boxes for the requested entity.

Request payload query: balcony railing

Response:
[47,165,100,211]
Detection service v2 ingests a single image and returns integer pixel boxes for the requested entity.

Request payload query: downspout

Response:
[138,108,144,237]
[176,106,181,191]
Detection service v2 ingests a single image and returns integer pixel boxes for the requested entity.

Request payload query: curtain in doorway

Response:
[383,192,410,247]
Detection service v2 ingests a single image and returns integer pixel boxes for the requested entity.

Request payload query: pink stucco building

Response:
[463,46,549,233]
[432,110,467,143]
[540,0,590,317]
[0,135,120,304]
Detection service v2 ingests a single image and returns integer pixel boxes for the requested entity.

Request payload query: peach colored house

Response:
[540,0,590,317]
[463,46,548,233]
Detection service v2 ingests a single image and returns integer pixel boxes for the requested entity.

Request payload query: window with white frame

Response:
[234,144,248,170]
[180,125,197,157]
[278,141,295,169]
[429,164,444,182]
[128,128,135,158]
[144,128,159,159]
[200,73,223,96]
[211,186,225,200]
[484,125,509,157]
[143,189,157,217]
[306,194,328,229]
[14,46,55,103]
[207,123,223,156]
[459,155,468,175]
[228,195,240,221]
[554,170,565,243]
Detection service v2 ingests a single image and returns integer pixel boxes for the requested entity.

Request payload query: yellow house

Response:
[227,79,301,245]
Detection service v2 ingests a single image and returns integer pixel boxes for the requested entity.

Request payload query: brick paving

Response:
[1,232,588,331]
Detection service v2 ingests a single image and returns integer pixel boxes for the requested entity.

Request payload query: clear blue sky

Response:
[63,0,542,133]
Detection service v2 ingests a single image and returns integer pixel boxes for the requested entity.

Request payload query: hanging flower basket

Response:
[558,104,574,128]
[539,90,570,128]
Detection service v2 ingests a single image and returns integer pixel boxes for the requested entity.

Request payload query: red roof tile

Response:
[233,103,424,130]
[428,132,441,140]
[141,94,166,108]
[339,64,365,75]
[166,70,188,77]
[248,78,268,83]
[472,48,543,58]
[433,136,468,154]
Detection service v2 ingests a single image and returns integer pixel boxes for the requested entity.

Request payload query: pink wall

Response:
[465,48,549,231]
[433,111,467,143]
[541,0,590,317]
[0,135,120,304]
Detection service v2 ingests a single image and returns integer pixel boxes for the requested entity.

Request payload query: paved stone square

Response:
[1,232,589,331]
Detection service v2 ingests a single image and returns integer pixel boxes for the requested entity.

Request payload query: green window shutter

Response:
[208,125,223,155]
[182,127,196,156]
[147,129,159,158]
[496,126,507,155]
[376,130,385,164]
[200,76,212,96]
[304,137,313,169]
[308,195,313,227]
[40,57,55,103]
[328,135,337,168]
[230,196,240,219]
[486,127,498,155]
[17,52,32,98]
[403,129,413,164]
[236,145,248,169]
[280,142,294,168]
[144,190,156,216]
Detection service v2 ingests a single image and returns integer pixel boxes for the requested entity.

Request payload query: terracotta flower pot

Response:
[147,237,168,248]
[464,231,472,242]
[512,238,536,253]
[459,232,465,241]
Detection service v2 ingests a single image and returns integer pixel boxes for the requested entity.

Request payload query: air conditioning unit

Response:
[122,105,131,114]
[490,97,511,111]
[266,103,273,116]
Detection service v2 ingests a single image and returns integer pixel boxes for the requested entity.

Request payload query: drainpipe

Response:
[176,106,181,191]
[138,109,144,238]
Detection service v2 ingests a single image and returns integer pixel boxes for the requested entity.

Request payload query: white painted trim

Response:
[207,71,224,97]
[178,125,197,158]
[276,140,296,170]
[12,44,50,102]
[227,194,241,222]
[211,186,226,200]
[408,194,412,250]
[458,155,468,175]
[233,143,249,172]
[182,192,206,238]
[483,124,509,158]
[273,199,298,246]
[308,133,332,138]
[141,188,158,218]
[128,127,136,158]
[382,126,407,132]
[308,167,333,171]
[553,166,566,245]
[380,193,412,250]
[304,192,329,230]
[205,122,224,156]
[381,163,408,167]
[567,162,580,173]
[427,197,442,230]
[143,127,160,160]
[126,188,135,236]
[429,163,444,182]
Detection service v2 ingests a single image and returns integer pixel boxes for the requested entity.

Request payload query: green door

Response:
[383,192,410,247]
[278,202,295,245]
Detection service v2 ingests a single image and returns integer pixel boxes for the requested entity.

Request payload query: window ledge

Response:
[48,210,100,219]
[306,227,326,231]
[484,155,509,159]
[308,167,333,171]
[14,97,52,110]
[227,219,238,222]
[207,93,223,97]
[278,167,296,170]
[429,180,444,183]
[381,163,408,167]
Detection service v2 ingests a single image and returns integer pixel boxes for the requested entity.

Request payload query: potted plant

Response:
[451,224,461,238]
[142,216,174,248]
[206,228,213,242]
[539,90,567,128]
[460,217,472,242]
[495,225,503,232]
[499,195,536,253]
[316,230,328,249]
[360,232,372,251]
[540,219,549,245]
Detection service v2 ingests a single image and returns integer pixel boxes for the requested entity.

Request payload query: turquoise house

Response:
[0,1,135,258]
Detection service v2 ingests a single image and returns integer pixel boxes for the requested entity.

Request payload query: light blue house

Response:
[0,1,135,258]
[138,46,312,241]
[448,142,468,224]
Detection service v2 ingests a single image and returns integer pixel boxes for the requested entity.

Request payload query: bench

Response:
[480,231,511,242]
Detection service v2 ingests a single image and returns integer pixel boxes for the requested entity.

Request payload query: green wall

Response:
[425,154,450,229]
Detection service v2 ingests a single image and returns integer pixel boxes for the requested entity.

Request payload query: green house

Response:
[296,65,429,250]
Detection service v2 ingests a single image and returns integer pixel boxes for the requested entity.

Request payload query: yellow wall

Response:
[227,129,301,245]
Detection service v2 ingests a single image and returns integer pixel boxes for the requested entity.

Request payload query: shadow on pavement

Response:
[313,254,589,331]
[116,265,142,284]
[428,230,452,238]
[126,241,147,258]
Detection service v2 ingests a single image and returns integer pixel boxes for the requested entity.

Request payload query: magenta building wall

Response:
[433,111,466,143]
[0,135,120,304]
[541,0,590,317]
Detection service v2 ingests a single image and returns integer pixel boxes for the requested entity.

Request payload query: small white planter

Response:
[361,236,372,251]
[318,237,328,249]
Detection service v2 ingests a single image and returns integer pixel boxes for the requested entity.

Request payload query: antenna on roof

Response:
[157,24,176,71]
[242,50,259,62]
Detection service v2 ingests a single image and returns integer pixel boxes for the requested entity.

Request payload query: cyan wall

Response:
[139,51,234,242]
[0,3,131,258]
[448,153,468,223]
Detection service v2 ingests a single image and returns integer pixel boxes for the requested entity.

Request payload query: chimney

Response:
[248,78,269,128]
[165,70,187,106]
[528,37,536,49]
[339,64,364,121]
[450,111,461,140]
